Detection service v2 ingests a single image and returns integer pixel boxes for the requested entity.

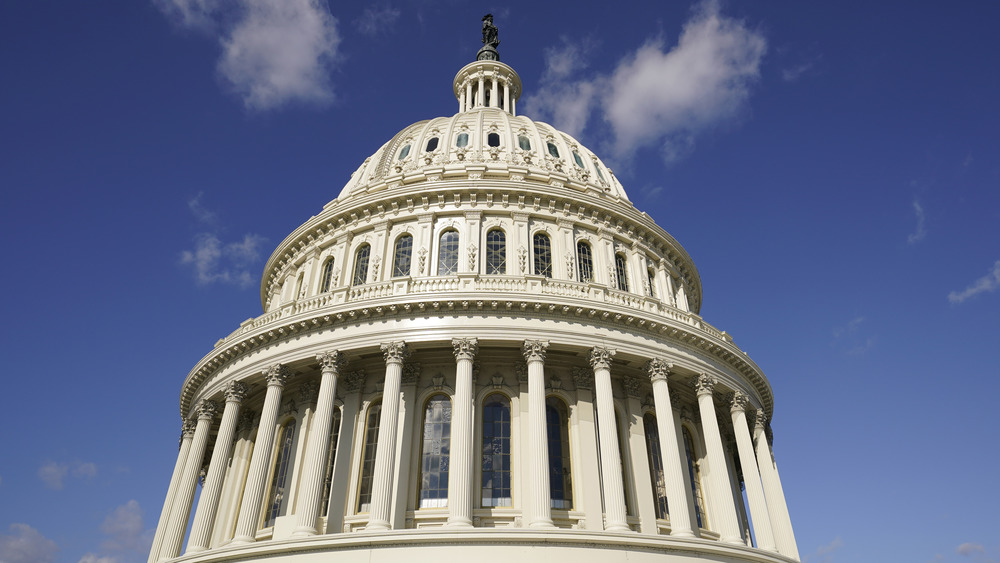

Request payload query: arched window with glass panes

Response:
[576,241,594,283]
[418,394,452,508]
[614,253,630,292]
[485,228,506,274]
[438,230,459,275]
[393,234,413,277]
[263,418,297,527]
[481,393,512,507]
[533,232,552,278]
[546,396,573,509]
[356,401,381,513]
[352,244,371,286]
[643,412,668,519]
[319,257,335,292]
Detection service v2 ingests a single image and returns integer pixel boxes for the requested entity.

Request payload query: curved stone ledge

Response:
[168,529,796,563]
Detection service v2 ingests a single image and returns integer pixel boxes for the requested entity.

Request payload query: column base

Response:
[445,518,474,528]
[185,545,208,554]
[669,529,696,538]
[291,526,318,537]
[228,536,255,546]
[605,524,632,533]
[528,519,555,529]
[365,521,391,532]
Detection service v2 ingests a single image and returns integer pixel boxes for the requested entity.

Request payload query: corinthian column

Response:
[693,374,741,544]
[646,359,694,537]
[232,365,292,544]
[160,400,218,560]
[187,382,248,552]
[148,420,195,563]
[754,410,800,560]
[523,340,554,528]
[590,347,629,532]
[729,393,775,551]
[293,351,345,536]
[366,341,408,531]
[448,338,478,527]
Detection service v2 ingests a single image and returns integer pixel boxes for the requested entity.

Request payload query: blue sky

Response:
[1,1,998,562]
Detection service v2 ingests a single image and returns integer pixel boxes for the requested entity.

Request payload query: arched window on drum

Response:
[438,230,459,275]
[392,234,413,277]
[320,408,343,517]
[319,257,335,292]
[533,232,552,278]
[683,426,708,528]
[614,253,630,292]
[576,241,594,283]
[418,394,452,508]
[263,418,297,527]
[352,244,371,286]
[481,393,512,507]
[485,228,506,275]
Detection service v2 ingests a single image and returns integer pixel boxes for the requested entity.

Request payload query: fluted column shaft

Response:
[693,375,742,544]
[160,401,217,560]
[366,342,408,531]
[448,338,477,527]
[148,422,195,563]
[232,365,291,544]
[647,359,694,537]
[187,383,249,552]
[730,394,775,551]
[523,340,553,528]
[754,412,800,560]
[477,75,484,107]
[293,351,344,536]
[590,347,629,532]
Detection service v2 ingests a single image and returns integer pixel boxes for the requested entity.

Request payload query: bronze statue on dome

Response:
[478,14,500,61]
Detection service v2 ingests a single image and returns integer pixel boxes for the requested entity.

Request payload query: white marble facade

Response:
[149,44,800,563]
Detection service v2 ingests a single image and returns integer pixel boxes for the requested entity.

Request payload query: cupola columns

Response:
[454,60,522,116]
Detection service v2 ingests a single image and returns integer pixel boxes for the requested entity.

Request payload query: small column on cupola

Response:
[453,15,522,115]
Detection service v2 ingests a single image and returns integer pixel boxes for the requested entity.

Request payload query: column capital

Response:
[522,340,549,363]
[224,381,249,404]
[754,408,768,432]
[452,338,479,361]
[589,346,616,370]
[264,364,292,387]
[196,400,219,420]
[181,418,197,438]
[623,375,642,399]
[571,367,593,390]
[317,350,345,374]
[646,358,673,382]
[694,373,718,397]
[380,341,409,364]
[729,391,749,413]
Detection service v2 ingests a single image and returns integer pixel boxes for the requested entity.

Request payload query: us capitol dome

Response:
[149,16,801,563]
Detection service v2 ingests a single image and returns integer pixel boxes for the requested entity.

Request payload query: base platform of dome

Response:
[148,15,801,563]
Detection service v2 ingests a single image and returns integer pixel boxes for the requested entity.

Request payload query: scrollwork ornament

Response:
[317,350,345,374]
[452,338,479,361]
[565,251,575,280]
[402,363,422,386]
[729,391,749,413]
[264,364,292,387]
[589,347,616,370]
[694,373,718,396]
[342,369,366,392]
[418,247,428,275]
[467,244,478,269]
[623,375,641,398]
[381,341,409,364]
[522,340,549,363]
[196,400,219,420]
[571,367,593,390]
[224,381,249,404]
[518,246,527,273]
[646,358,672,382]
[514,362,528,384]
[298,381,320,406]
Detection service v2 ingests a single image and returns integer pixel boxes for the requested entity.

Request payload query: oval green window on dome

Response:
[398,144,411,160]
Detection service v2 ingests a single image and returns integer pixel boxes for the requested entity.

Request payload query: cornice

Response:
[184,283,769,421]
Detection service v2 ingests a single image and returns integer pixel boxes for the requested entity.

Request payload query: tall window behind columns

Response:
[480,393,512,507]
[418,394,452,507]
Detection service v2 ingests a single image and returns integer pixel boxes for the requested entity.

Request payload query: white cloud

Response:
[100,500,153,554]
[908,198,927,244]
[38,462,68,490]
[524,0,765,165]
[354,5,401,36]
[832,317,874,356]
[0,524,59,563]
[155,0,340,110]
[187,192,217,224]
[948,260,1000,304]
[74,462,98,479]
[181,233,266,287]
[782,57,819,82]
[803,537,844,563]
[958,543,985,556]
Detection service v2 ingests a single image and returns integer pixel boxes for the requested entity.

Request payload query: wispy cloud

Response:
[180,195,266,288]
[803,537,844,563]
[78,500,154,563]
[526,0,766,165]
[155,0,341,110]
[948,261,1000,304]
[354,5,401,36]
[908,198,927,244]
[832,316,875,356]
[0,523,59,563]
[956,542,1000,563]
[38,461,97,490]
[522,37,600,139]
